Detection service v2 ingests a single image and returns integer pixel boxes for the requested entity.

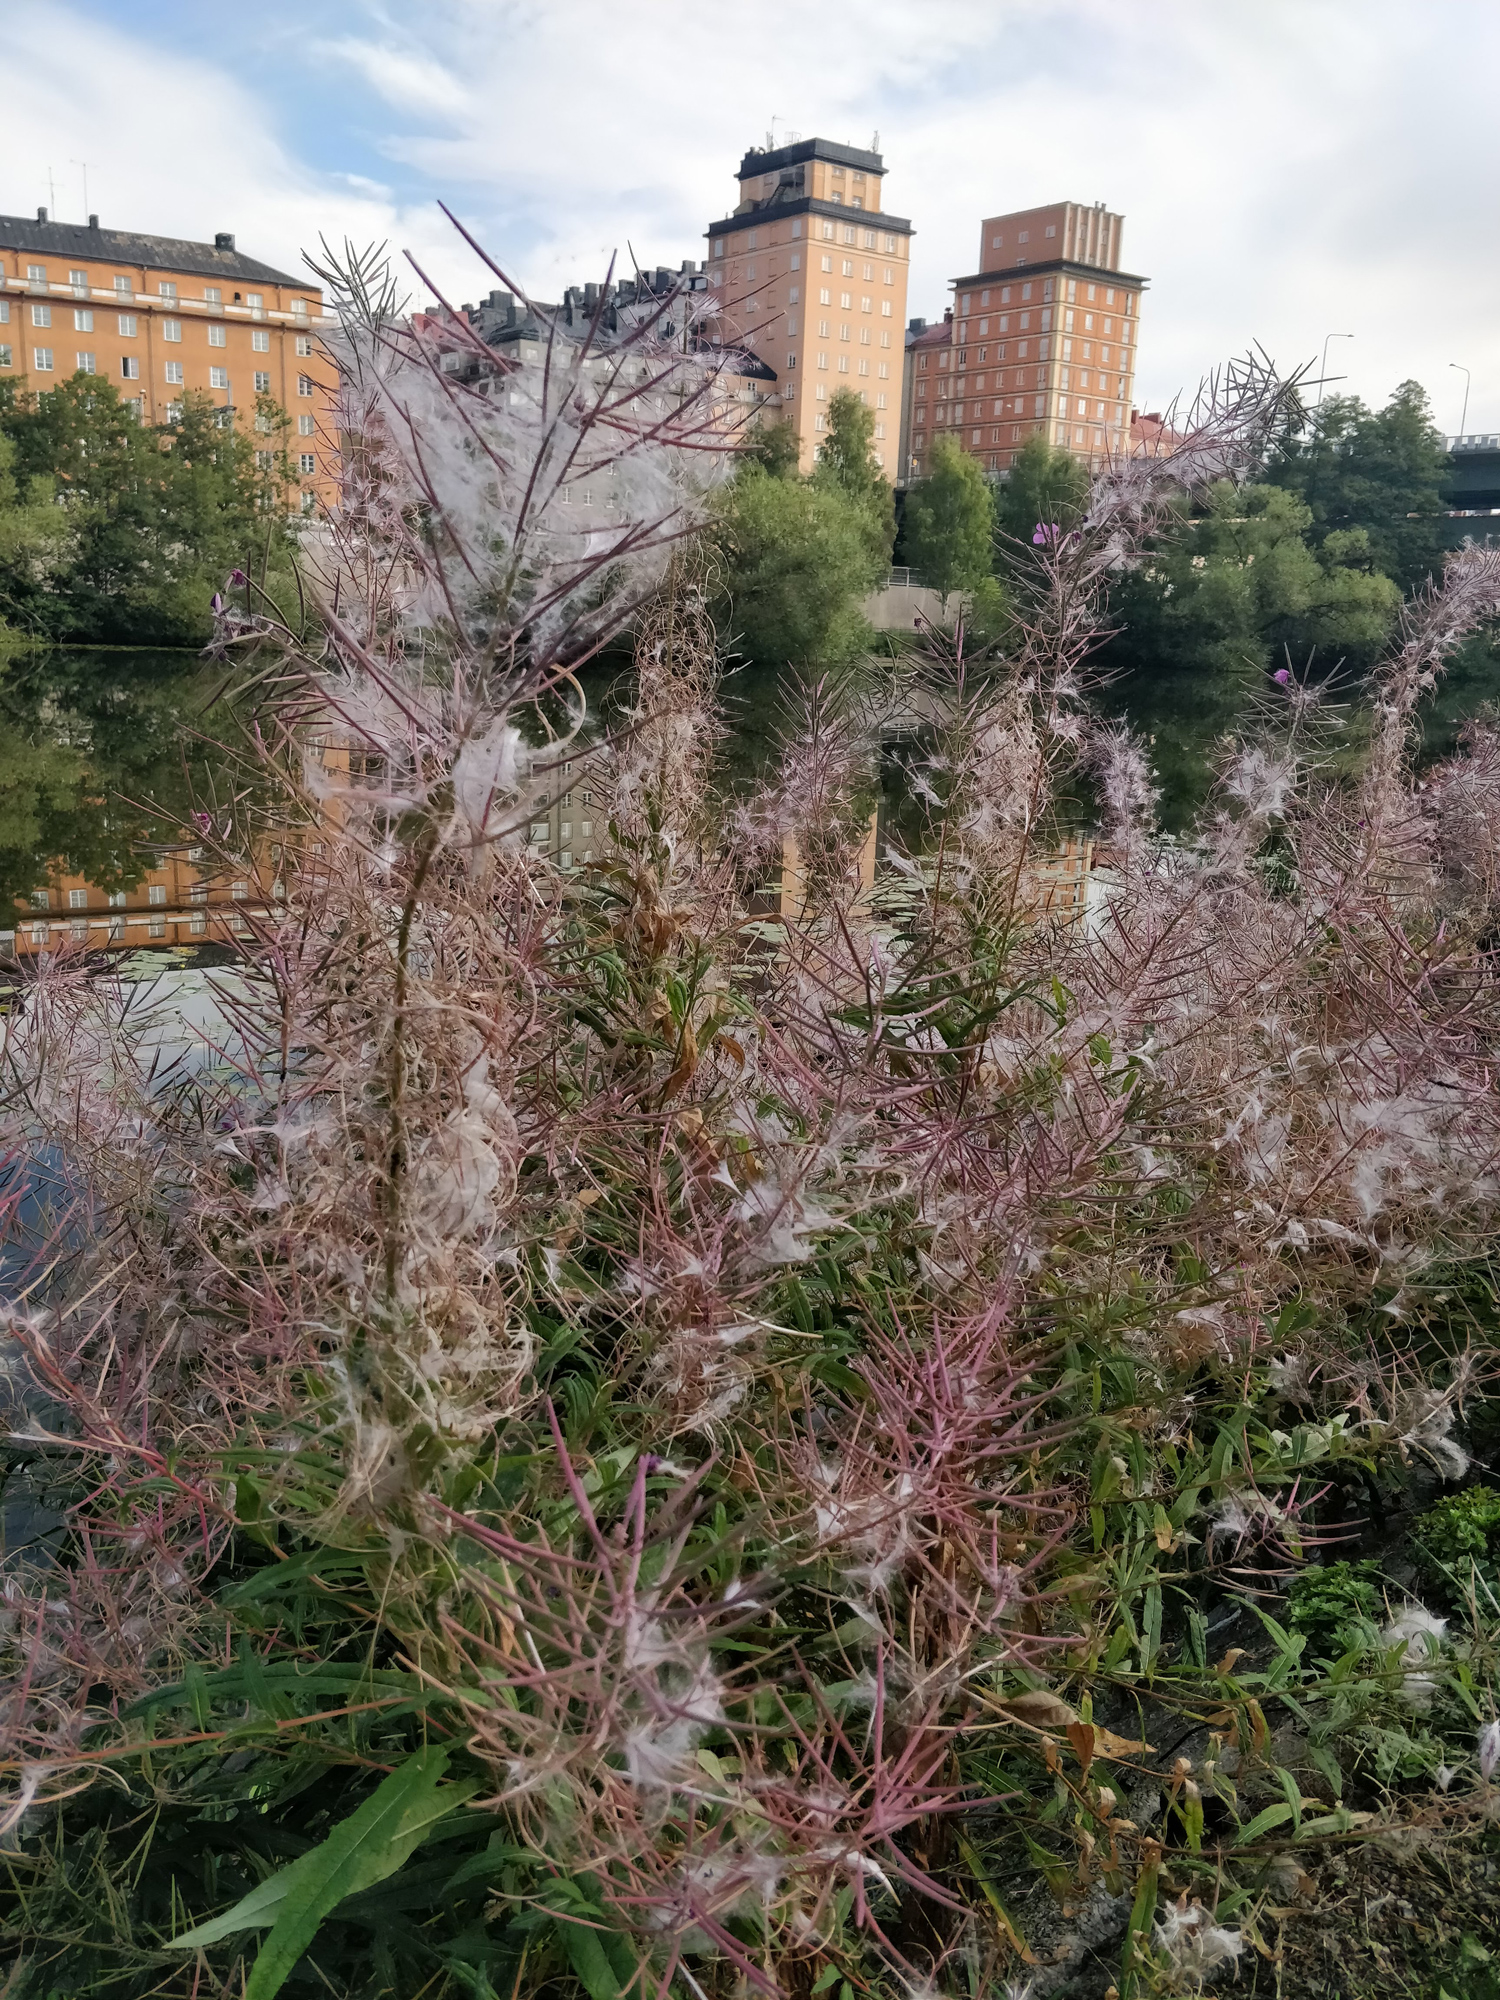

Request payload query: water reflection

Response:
[0,643,263,956]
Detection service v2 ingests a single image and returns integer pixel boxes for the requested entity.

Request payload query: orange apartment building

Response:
[0,207,337,509]
[2,843,277,958]
[904,200,1146,480]
[701,138,913,476]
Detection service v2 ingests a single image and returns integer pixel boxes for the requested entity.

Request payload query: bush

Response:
[1288,1559,1383,1656]
[1414,1484,1500,1608]
[5,292,1500,1999]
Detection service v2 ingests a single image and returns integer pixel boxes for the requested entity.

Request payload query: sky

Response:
[5,0,1499,434]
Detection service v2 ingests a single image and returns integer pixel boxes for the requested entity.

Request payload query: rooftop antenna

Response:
[766,115,779,149]
[71,158,98,221]
[46,164,56,213]
[872,130,880,152]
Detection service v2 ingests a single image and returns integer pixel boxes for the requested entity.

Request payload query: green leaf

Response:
[558,1919,625,2000]
[1233,1800,1295,1846]
[168,1745,476,1999]
[553,1897,639,2000]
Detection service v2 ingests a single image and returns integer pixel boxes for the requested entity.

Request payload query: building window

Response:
[149,916,167,939]
[162,318,181,342]
[166,401,182,422]
[113,275,132,295]
[208,323,226,347]
[0,302,6,325]
[252,328,269,352]
[299,452,316,474]
[121,356,139,380]
[210,366,229,389]
[33,347,54,372]
[108,891,126,909]
[816,352,828,370]
[0,346,11,369]
[250,371,270,396]
[298,413,315,434]
[76,351,96,373]
[296,337,314,361]
[203,286,222,305]
[70,919,88,942]
[189,914,207,935]
[247,292,265,319]
[165,361,184,384]
[148,884,167,906]
[297,374,313,396]
[158,281,177,300]
[73,307,93,331]
[300,491,316,515]
[26,263,46,284]
[713,239,724,258]
[189,882,209,903]
[256,448,274,470]
[31,304,51,327]
[31,890,50,910]
[118,313,137,336]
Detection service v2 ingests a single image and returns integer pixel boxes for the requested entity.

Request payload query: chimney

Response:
[88,212,99,229]
[214,231,235,252]
[36,206,48,223]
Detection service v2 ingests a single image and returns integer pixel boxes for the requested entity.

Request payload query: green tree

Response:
[1266,380,1450,592]
[0,374,296,646]
[1098,479,1402,824]
[993,432,1090,568]
[900,434,995,603]
[740,419,801,480]
[714,462,880,667]
[812,388,896,567]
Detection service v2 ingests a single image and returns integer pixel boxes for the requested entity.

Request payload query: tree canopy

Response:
[0,373,297,646]
[900,434,995,602]
[712,394,894,668]
[1265,380,1451,593]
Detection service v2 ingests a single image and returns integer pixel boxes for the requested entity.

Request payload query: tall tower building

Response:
[910,200,1146,479]
[702,138,914,475]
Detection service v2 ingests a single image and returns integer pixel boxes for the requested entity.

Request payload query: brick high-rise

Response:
[701,137,914,475]
[908,200,1146,479]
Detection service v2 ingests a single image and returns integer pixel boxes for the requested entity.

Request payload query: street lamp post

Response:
[1317,332,1353,410]
[1450,363,1472,442]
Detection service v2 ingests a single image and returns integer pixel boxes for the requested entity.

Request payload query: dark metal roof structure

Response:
[0,210,307,289]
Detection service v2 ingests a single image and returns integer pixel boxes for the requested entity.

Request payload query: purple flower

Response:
[228,568,249,588]
[1273,668,1290,686]
[1032,522,1060,546]
[192,811,213,835]
[210,592,225,615]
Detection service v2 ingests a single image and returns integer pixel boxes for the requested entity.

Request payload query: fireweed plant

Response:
[3,235,1500,1999]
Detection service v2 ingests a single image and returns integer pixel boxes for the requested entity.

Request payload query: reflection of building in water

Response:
[2,725,1105,956]
[3,842,277,957]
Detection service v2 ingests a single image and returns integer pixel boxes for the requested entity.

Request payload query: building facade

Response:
[911,201,1146,478]
[0,208,337,508]
[701,138,913,475]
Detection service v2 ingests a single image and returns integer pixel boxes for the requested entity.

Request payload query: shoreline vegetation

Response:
[3,245,1500,2000]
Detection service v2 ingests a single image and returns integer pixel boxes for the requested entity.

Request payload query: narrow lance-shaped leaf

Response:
[169,1745,477,2000]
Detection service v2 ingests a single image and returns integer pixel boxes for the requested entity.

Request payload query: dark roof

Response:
[707,199,913,241]
[949,257,1148,290]
[0,212,308,289]
[907,319,953,349]
[737,138,883,179]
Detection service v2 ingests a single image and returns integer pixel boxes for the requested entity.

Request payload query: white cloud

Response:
[8,0,1500,430]
[314,37,469,115]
